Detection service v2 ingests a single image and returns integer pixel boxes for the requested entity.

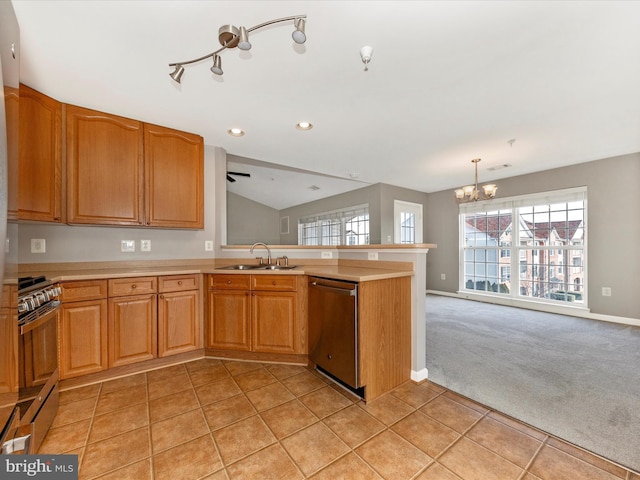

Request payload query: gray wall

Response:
[425,153,640,319]
[278,183,428,245]
[226,192,279,245]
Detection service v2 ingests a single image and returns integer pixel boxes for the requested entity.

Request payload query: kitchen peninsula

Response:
[20,243,434,402]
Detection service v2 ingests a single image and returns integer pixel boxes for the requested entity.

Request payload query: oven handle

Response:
[19,303,60,335]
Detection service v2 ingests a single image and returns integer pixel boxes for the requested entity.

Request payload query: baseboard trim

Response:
[426,290,640,327]
[411,368,428,383]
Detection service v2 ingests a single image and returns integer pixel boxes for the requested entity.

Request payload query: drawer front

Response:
[109,277,158,297]
[251,275,297,292]
[208,274,251,291]
[60,280,108,302]
[159,274,200,293]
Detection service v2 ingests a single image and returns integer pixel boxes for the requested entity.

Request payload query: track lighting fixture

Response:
[169,15,307,83]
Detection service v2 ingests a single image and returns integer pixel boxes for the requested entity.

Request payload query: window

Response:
[460,187,587,306]
[394,200,423,244]
[299,205,369,246]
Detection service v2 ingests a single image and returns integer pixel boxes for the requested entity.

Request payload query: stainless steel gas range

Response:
[2,277,61,454]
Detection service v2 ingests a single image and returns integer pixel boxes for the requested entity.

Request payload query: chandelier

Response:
[454,158,497,202]
[169,15,307,82]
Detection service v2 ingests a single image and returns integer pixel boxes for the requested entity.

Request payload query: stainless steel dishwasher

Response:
[308,277,360,391]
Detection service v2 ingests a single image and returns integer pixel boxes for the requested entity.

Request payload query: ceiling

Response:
[12,1,640,199]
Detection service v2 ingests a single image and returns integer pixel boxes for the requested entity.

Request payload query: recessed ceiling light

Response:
[296,121,313,131]
[227,128,245,137]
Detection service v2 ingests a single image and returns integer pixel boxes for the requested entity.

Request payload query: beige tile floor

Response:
[39,358,640,480]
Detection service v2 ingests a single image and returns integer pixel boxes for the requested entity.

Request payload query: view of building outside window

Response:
[461,193,585,305]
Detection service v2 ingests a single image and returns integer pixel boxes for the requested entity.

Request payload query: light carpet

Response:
[425,293,640,472]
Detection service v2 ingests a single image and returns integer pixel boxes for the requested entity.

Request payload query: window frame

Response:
[458,187,588,309]
[298,204,370,246]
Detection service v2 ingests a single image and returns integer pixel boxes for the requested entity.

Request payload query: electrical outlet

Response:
[321,251,333,259]
[602,287,612,297]
[441,273,446,280]
[31,238,46,253]
[140,240,151,252]
[205,240,214,251]
[121,240,135,253]
[368,252,378,261]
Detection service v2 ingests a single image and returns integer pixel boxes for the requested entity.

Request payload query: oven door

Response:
[17,305,60,453]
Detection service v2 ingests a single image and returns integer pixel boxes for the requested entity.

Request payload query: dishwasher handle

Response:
[309,281,357,296]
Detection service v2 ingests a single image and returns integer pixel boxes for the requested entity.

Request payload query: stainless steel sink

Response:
[219,264,297,271]
[219,264,262,270]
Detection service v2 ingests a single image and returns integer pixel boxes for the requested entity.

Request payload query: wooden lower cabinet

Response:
[158,290,199,357]
[206,274,305,355]
[157,275,200,357]
[59,299,108,379]
[60,275,200,379]
[108,294,157,367]
[0,286,18,397]
[252,291,298,354]
[207,290,251,351]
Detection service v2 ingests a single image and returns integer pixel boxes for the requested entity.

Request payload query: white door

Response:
[394,200,423,244]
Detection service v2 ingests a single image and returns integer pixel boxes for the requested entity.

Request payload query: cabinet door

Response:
[18,85,62,222]
[252,291,298,354]
[144,123,204,228]
[59,299,108,379]
[0,287,18,395]
[108,294,157,368]
[158,290,200,357]
[206,290,251,351]
[6,86,19,221]
[66,105,144,225]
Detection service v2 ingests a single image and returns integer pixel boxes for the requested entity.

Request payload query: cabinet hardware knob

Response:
[178,281,183,285]
[327,355,332,360]
[227,280,232,284]
[132,285,136,289]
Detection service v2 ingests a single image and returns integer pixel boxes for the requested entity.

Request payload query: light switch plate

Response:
[368,252,378,261]
[321,251,333,259]
[205,240,214,251]
[121,240,135,252]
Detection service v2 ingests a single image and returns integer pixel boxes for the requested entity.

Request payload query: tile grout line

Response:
[144,371,154,480]
[517,435,549,480]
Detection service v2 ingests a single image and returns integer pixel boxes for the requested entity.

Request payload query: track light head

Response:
[237,26,252,51]
[210,55,223,75]
[169,65,185,83]
[292,18,306,44]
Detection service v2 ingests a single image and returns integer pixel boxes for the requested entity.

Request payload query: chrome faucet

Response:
[250,242,272,265]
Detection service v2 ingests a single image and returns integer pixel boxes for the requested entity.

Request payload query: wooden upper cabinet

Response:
[66,104,144,226]
[144,123,204,229]
[18,85,63,222]
[5,86,19,221]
